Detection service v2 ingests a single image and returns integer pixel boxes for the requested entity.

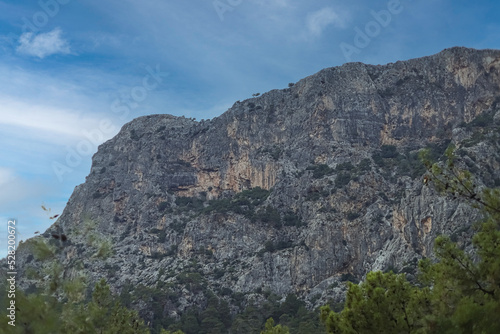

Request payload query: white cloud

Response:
[0,64,124,146]
[0,97,110,142]
[306,7,347,37]
[16,28,71,58]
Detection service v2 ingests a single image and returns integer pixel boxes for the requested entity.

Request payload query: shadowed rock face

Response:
[6,47,500,317]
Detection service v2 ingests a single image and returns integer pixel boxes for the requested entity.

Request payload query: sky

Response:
[0,0,499,258]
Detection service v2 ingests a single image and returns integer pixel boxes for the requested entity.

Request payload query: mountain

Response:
[3,47,500,330]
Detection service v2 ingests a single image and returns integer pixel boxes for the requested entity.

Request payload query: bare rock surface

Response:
[4,47,500,320]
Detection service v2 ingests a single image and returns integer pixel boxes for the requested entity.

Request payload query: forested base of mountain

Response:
[0,277,328,334]
[143,291,327,333]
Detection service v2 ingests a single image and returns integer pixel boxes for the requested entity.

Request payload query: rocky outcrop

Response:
[4,47,500,321]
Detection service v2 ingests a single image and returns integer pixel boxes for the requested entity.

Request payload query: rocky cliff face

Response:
[5,47,500,322]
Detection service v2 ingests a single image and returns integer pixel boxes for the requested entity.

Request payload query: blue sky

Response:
[0,0,499,258]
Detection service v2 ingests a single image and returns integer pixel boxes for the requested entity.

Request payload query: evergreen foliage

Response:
[201,187,270,215]
[306,164,334,179]
[0,278,150,334]
[260,318,290,334]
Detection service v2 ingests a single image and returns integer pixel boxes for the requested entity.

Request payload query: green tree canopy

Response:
[261,318,290,334]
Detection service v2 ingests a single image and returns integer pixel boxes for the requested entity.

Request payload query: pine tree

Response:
[261,318,290,334]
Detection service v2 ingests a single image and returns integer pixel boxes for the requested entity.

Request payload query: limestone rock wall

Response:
[5,47,500,318]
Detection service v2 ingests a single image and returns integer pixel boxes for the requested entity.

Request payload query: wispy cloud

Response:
[0,97,106,142]
[306,7,347,37]
[16,28,71,58]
